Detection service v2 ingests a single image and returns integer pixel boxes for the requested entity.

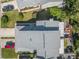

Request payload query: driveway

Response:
[1,0,18,13]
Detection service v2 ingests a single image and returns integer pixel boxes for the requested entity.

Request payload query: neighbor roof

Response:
[15,19,60,59]
[16,0,63,9]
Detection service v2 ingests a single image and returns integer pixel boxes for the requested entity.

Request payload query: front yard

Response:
[1,9,50,28]
[1,10,34,28]
[1,0,13,3]
[2,48,18,58]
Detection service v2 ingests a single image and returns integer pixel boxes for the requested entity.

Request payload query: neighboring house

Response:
[15,19,64,59]
[16,0,63,12]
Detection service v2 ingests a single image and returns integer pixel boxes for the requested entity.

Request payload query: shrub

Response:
[1,15,9,28]
[1,15,9,23]
[18,12,24,20]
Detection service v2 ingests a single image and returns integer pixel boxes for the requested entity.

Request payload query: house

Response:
[16,0,63,12]
[15,19,64,59]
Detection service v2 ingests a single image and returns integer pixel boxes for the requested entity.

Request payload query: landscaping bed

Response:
[1,37,15,39]
[2,48,17,58]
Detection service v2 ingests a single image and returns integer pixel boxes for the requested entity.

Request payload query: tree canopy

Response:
[1,15,9,24]
[64,0,77,14]
[64,0,79,32]
[18,12,24,20]
[48,6,67,21]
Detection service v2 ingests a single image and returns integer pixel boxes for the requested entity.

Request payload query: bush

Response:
[18,12,24,20]
[36,10,50,20]
[48,6,67,21]
[1,15,9,28]
[1,15,9,23]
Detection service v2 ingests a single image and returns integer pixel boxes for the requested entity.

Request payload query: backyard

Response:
[2,48,18,58]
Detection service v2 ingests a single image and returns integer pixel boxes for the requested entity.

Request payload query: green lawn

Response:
[2,48,18,58]
[64,38,68,48]
[1,10,34,28]
[1,0,13,3]
[1,10,49,28]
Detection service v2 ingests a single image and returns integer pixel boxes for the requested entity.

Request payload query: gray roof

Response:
[15,19,60,59]
[16,0,63,9]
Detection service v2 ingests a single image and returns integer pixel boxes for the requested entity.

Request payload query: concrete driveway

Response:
[1,0,18,13]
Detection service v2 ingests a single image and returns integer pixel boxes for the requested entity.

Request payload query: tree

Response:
[18,12,24,20]
[70,13,79,32]
[64,0,79,32]
[64,0,77,14]
[37,10,50,20]
[1,15,9,23]
[48,6,67,21]
[1,15,9,28]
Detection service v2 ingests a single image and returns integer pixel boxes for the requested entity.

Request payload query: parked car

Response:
[2,5,14,12]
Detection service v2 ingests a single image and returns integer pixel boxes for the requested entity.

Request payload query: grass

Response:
[1,10,33,28]
[1,0,13,3]
[1,10,49,28]
[64,38,68,48]
[2,48,18,58]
